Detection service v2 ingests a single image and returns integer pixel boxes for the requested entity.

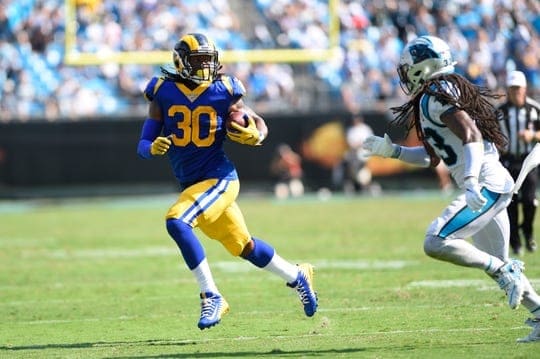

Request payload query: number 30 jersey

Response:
[143,75,246,188]
[419,81,513,193]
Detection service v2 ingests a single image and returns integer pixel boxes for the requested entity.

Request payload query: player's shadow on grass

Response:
[0,340,371,357]
[107,348,370,358]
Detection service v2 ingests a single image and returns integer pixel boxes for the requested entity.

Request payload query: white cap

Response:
[507,70,527,87]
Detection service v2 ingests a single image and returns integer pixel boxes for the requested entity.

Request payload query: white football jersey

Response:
[419,82,513,193]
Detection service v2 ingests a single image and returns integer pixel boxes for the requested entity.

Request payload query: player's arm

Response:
[441,108,484,183]
[362,133,432,167]
[441,108,482,144]
[227,99,268,145]
[442,108,486,211]
[137,100,172,159]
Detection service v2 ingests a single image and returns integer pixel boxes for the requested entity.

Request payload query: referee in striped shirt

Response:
[498,70,540,255]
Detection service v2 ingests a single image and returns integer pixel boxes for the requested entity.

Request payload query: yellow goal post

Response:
[64,0,341,66]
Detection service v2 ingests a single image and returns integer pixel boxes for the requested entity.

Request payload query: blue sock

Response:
[166,218,205,270]
[244,238,275,268]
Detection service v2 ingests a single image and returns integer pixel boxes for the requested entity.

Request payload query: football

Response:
[226,111,249,131]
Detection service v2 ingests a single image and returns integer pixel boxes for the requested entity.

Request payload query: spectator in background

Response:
[333,115,374,194]
[498,70,540,255]
[270,143,304,199]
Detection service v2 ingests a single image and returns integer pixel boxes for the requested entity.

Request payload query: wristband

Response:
[463,142,484,179]
[397,146,431,167]
[391,145,402,159]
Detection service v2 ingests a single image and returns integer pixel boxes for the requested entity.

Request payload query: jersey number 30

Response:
[168,105,217,147]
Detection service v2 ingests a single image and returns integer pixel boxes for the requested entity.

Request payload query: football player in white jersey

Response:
[363,35,540,343]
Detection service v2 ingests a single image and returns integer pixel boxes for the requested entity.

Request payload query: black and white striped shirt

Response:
[498,97,540,157]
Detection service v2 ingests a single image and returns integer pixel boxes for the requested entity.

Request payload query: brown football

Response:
[226,111,249,131]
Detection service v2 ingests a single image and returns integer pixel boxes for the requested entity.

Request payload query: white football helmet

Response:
[397,35,457,96]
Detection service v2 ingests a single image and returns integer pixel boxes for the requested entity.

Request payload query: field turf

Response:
[1,192,539,358]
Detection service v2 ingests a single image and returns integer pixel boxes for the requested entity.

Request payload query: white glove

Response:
[464,177,487,212]
[362,133,400,158]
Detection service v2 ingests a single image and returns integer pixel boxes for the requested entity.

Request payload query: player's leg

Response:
[424,190,526,308]
[424,192,510,270]
[517,280,540,342]
[200,200,318,317]
[508,162,523,255]
[472,211,528,309]
[520,170,538,252]
[507,194,522,255]
[166,178,233,329]
[473,196,540,341]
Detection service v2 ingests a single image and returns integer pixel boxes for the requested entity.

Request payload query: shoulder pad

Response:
[219,75,246,97]
[143,76,166,102]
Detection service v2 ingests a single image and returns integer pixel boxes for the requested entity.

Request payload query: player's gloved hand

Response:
[150,136,172,155]
[464,177,487,212]
[362,133,400,158]
[227,117,264,146]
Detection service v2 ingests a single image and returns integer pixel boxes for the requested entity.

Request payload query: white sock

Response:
[192,258,219,294]
[484,256,505,275]
[263,253,298,283]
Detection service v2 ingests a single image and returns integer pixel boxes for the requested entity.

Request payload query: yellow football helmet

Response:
[173,33,220,84]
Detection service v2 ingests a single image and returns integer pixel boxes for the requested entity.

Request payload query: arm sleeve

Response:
[137,119,163,159]
[397,146,431,167]
[463,141,484,179]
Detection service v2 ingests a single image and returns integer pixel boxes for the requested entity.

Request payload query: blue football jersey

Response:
[143,75,246,188]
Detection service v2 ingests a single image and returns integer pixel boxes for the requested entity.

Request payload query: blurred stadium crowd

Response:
[0,0,539,121]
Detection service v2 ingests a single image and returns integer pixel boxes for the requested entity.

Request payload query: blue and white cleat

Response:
[517,318,540,343]
[287,263,318,317]
[495,259,525,309]
[197,292,230,330]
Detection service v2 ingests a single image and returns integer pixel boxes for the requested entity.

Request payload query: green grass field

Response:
[1,192,539,358]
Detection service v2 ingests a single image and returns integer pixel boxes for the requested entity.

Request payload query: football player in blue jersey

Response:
[136,33,317,330]
[362,35,540,342]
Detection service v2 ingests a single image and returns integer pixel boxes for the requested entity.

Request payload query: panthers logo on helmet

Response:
[397,36,456,96]
[173,33,220,84]
[409,43,439,63]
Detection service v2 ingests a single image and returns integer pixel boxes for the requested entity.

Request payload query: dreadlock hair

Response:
[160,66,185,82]
[391,73,507,152]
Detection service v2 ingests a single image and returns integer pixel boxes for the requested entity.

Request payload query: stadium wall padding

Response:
[0,111,399,192]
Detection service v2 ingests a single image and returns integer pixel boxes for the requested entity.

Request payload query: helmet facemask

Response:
[173,34,220,84]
